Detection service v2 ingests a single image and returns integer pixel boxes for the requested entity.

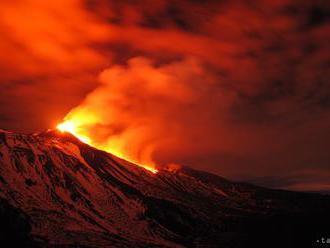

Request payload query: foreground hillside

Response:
[0,129,329,247]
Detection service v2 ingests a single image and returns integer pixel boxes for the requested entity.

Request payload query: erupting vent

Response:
[57,121,158,173]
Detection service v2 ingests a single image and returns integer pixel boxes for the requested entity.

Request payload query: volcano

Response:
[0,129,329,248]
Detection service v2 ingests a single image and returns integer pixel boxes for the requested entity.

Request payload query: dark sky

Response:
[0,0,330,191]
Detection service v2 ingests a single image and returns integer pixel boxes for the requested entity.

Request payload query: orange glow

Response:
[57,121,92,144]
[56,120,158,174]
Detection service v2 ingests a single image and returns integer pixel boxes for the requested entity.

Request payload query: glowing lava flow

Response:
[57,122,91,144]
[56,121,158,174]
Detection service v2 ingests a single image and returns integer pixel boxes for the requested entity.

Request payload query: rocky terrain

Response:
[0,129,329,247]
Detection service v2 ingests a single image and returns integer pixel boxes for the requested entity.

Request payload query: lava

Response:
[56,120,158,174]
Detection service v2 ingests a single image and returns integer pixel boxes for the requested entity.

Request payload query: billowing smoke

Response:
[60,57,234,169]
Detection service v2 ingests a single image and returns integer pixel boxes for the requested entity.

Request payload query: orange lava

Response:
[56,121,158,174]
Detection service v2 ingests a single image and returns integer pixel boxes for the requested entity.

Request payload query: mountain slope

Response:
[0,129,329,247]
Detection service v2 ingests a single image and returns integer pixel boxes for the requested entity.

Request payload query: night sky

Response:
[0,0,329,192]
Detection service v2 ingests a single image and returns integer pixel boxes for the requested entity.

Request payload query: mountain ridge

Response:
[0,128,329,247]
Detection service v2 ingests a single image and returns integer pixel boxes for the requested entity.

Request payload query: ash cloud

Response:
[0,0,330,191]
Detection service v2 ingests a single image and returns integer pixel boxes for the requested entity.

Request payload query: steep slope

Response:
[0,129,329,247]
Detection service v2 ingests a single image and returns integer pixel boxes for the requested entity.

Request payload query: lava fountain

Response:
[56,120,158,174]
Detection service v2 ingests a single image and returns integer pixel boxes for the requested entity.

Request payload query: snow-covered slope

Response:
[0,129,329,247]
